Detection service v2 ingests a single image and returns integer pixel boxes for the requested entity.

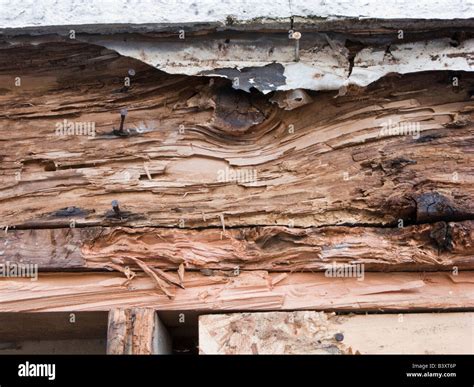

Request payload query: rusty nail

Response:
[111,200,121,217]
[117,109,128,133]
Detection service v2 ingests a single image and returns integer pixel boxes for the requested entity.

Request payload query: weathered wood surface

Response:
[0,271,472,312]
[0,34,472,320]
[106,309,131,354]
[1,221,473,271]
[199,311,474,354]
[107,308,170,354]
[0,41,472,229]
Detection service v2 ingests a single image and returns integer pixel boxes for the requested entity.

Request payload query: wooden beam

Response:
[0,42,472,230]
[107,309,132,354]
[199,311,474,354]
[1,221,473,271]
[106,308,171,354]
[0,271,472,312]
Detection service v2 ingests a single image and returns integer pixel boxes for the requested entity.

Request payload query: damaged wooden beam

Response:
[199,311,474,354]
[0,271,472,312]
[1,221,473,271]
[0,0,472,359]
[107,308,171,354]
[0,41,472,229]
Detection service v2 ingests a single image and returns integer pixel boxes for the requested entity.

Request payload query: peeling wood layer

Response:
[1,221,473,272]
[0,41,473,229]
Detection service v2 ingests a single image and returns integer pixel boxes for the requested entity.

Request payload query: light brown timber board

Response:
[0,271,472,312]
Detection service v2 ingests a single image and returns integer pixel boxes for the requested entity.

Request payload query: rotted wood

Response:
[107,308,171,354]
[0,271,472,312]
[0,221,473,272]
[0,34,472,317]
[0,41,472,229]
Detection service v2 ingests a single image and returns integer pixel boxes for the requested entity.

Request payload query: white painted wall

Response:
[0,0,472,28]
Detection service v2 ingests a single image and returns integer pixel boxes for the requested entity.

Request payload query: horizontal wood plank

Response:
[1,221,472,271]
[0,42,472,229]
[0,271,472,312]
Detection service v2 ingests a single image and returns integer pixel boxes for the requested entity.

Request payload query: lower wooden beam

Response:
[107,308,171,354]
[199,311,474,354]
[0,271,472,312]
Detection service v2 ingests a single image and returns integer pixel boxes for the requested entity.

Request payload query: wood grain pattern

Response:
[0,271,472,312]
[1,221,473,271]
[0,34,472,321]
[107,308,160,354]
[0,42,472,229]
